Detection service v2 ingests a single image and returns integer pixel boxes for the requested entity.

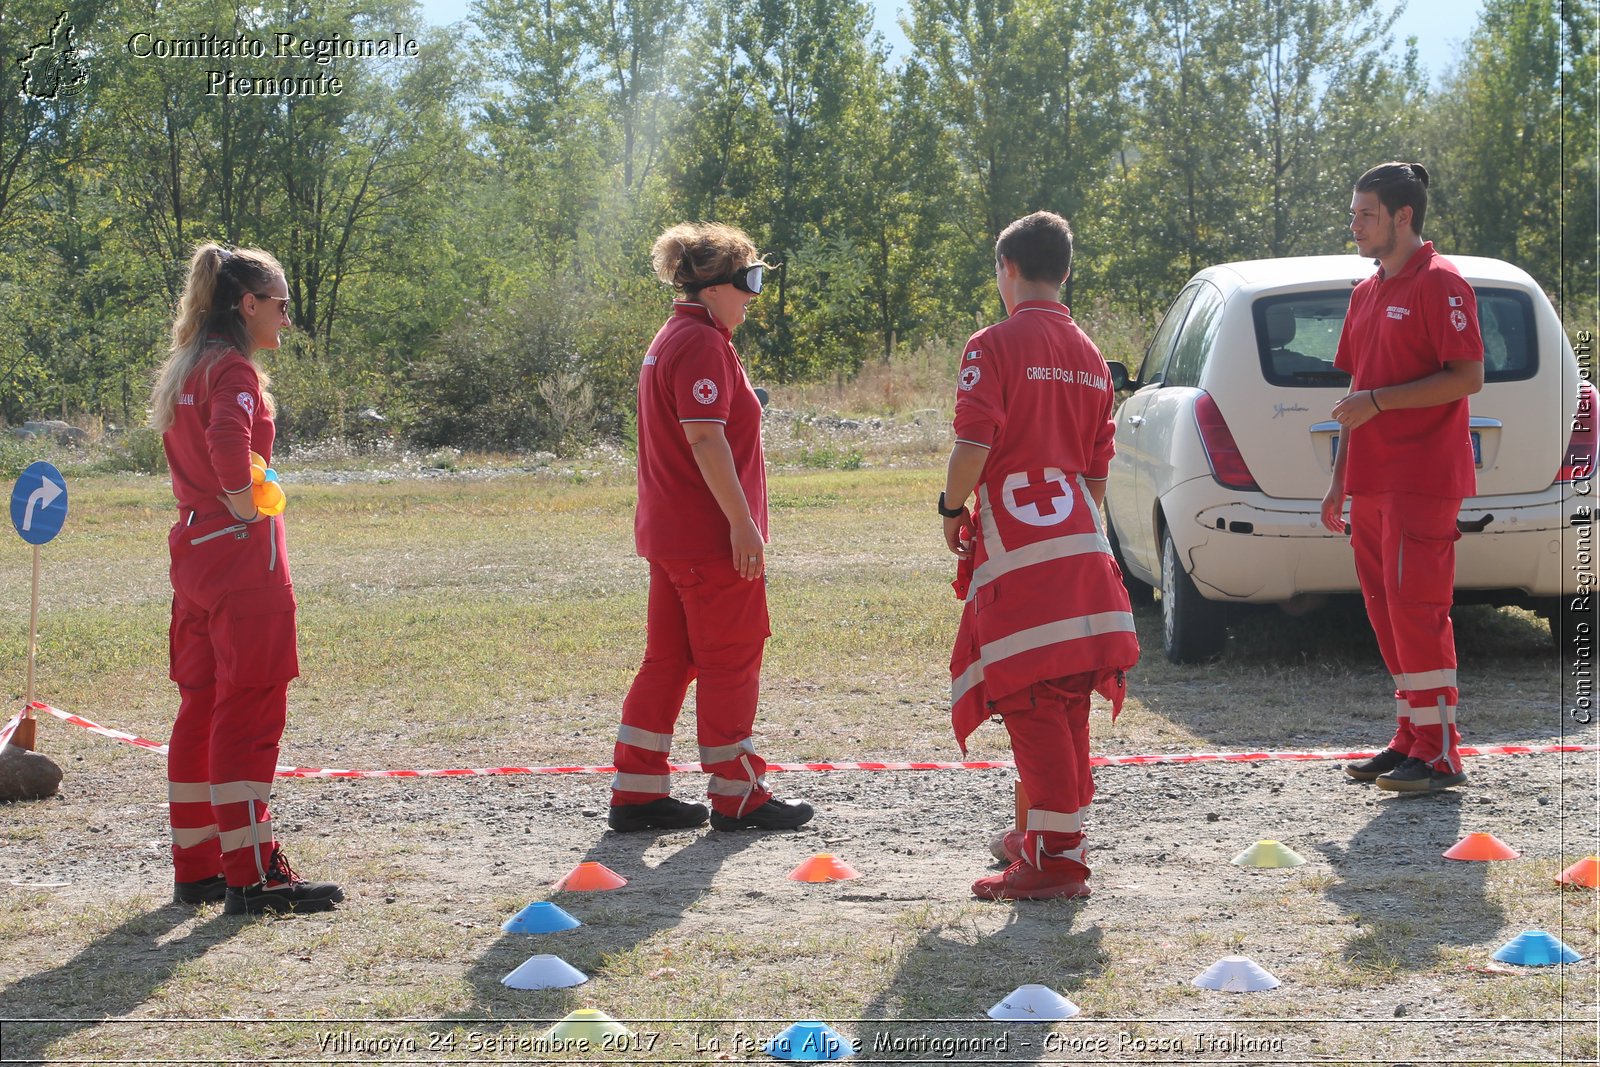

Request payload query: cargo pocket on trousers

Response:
[214,584,300,686]
[1398,530,1459,606]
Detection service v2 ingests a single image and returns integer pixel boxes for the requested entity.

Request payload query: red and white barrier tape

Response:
[0,709,22,750]
[15,701,1599,779]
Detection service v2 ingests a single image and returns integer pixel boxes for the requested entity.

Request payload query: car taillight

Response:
[1557,381,1598,483]
[1194,391,1261,491]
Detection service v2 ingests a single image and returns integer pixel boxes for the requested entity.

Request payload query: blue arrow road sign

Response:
[11,461,68,545]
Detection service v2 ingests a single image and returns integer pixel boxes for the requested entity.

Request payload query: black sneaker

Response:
[173,875,227,905]
[1376,756,1468,793]
[607,796,709,832]
[1345,746,1408,782]
[709,798,814,832]
[223,847,344,915]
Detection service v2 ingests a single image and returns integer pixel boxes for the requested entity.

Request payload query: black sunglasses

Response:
[253,293,291,315]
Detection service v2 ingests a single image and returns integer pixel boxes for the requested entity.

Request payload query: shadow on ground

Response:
[437,826,758,1033]
[1127,597,1564,752]
[1319,788,1501,970]
[0,905,244,1064]
[851,897,1104,1064]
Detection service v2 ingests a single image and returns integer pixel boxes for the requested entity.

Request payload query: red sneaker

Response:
[972,860,1090,901]
[993,830,1024,864]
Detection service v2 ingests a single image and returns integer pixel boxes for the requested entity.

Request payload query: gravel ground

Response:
[2,710,1595,1064]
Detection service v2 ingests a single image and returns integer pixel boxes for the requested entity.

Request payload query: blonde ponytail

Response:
[151,243,282,432]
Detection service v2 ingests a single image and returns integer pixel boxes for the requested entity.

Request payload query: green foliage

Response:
[797,445,864,470]
[91,426,168,474]
[0,0,1577,453]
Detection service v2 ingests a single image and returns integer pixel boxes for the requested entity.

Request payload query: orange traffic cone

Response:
[787,853,861,883]
[1443,832,1519,862]
[1557,856,1600,888]
[553,861,627,891]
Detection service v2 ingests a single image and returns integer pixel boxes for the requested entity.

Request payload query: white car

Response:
[1102,254,1593,663]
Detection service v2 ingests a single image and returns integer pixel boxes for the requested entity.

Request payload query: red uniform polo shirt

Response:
[1334,242,1484,499]
[635,302,768,559]
[163,348,275,514]
[953,300,1116,481]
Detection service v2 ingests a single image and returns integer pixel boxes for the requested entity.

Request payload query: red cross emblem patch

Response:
[959,366,981,391]
[1001,467,1074,527]
[692,378,719,405]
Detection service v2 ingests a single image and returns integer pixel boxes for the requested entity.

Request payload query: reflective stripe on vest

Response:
[982,612,1136,669]
[968,532,1113,601]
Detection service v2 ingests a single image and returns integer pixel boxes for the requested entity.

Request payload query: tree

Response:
[1447,0,1562,288]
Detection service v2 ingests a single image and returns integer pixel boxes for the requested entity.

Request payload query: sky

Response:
[412,0,1486,85]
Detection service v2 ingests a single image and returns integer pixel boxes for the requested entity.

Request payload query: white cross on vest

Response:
[1001,468,1074,527]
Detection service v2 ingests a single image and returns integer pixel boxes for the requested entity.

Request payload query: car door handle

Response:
[1128,416,1145,427]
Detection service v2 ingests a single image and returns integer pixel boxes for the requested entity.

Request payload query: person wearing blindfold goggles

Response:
[605,222,814,835]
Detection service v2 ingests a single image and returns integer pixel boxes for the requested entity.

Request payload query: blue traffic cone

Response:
[502,901,582,934]
[764,1020,854,1061]
[1492,930,1581,966]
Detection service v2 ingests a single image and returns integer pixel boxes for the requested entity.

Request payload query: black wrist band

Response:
[1370,389,1382,411]
[937,492,966,518]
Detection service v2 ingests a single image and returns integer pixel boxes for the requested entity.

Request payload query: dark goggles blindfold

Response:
[697,263,766,294]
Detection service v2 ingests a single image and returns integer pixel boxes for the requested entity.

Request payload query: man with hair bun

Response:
[1324,162,1485,793]
[606,221,814,834]
[940,211,1139,900]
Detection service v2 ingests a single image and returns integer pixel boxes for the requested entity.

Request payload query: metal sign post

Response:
[9,461,69,750]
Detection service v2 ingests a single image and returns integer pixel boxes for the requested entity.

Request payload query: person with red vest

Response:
[940,212,1140,901]
[608,222,814,834]
[1323,162,1484,793]
[150,243,342,913]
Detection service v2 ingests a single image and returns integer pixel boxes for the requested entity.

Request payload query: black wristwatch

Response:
[937,492,966,518]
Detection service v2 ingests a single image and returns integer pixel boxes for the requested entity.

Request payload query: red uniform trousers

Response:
[991,672,1098,877]
[611,557,772,818]
[1350,492,1463,773]
[165,510,300,887]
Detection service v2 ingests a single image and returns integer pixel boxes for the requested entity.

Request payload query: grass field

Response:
[0,463,1594,1065]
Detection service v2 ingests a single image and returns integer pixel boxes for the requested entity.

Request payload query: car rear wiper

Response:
[1285,370,1351,382]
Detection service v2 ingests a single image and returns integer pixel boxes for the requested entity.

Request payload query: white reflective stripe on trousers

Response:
[1025,808,1084,834]
[171,824,219,848]
[167,781,212,804]
[219,818,273,854]
[612,772,669,793]
[617,724,674,752]
[1401,668,1458,691]
[699,738,757,764]
[211,780,272,806]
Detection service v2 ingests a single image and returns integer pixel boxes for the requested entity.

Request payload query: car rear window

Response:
[1253,287,1537,386]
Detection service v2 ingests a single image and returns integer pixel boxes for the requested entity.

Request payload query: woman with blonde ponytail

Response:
[154,242,342,915]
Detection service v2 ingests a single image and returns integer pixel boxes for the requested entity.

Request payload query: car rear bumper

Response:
[1164,477,1586,603]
